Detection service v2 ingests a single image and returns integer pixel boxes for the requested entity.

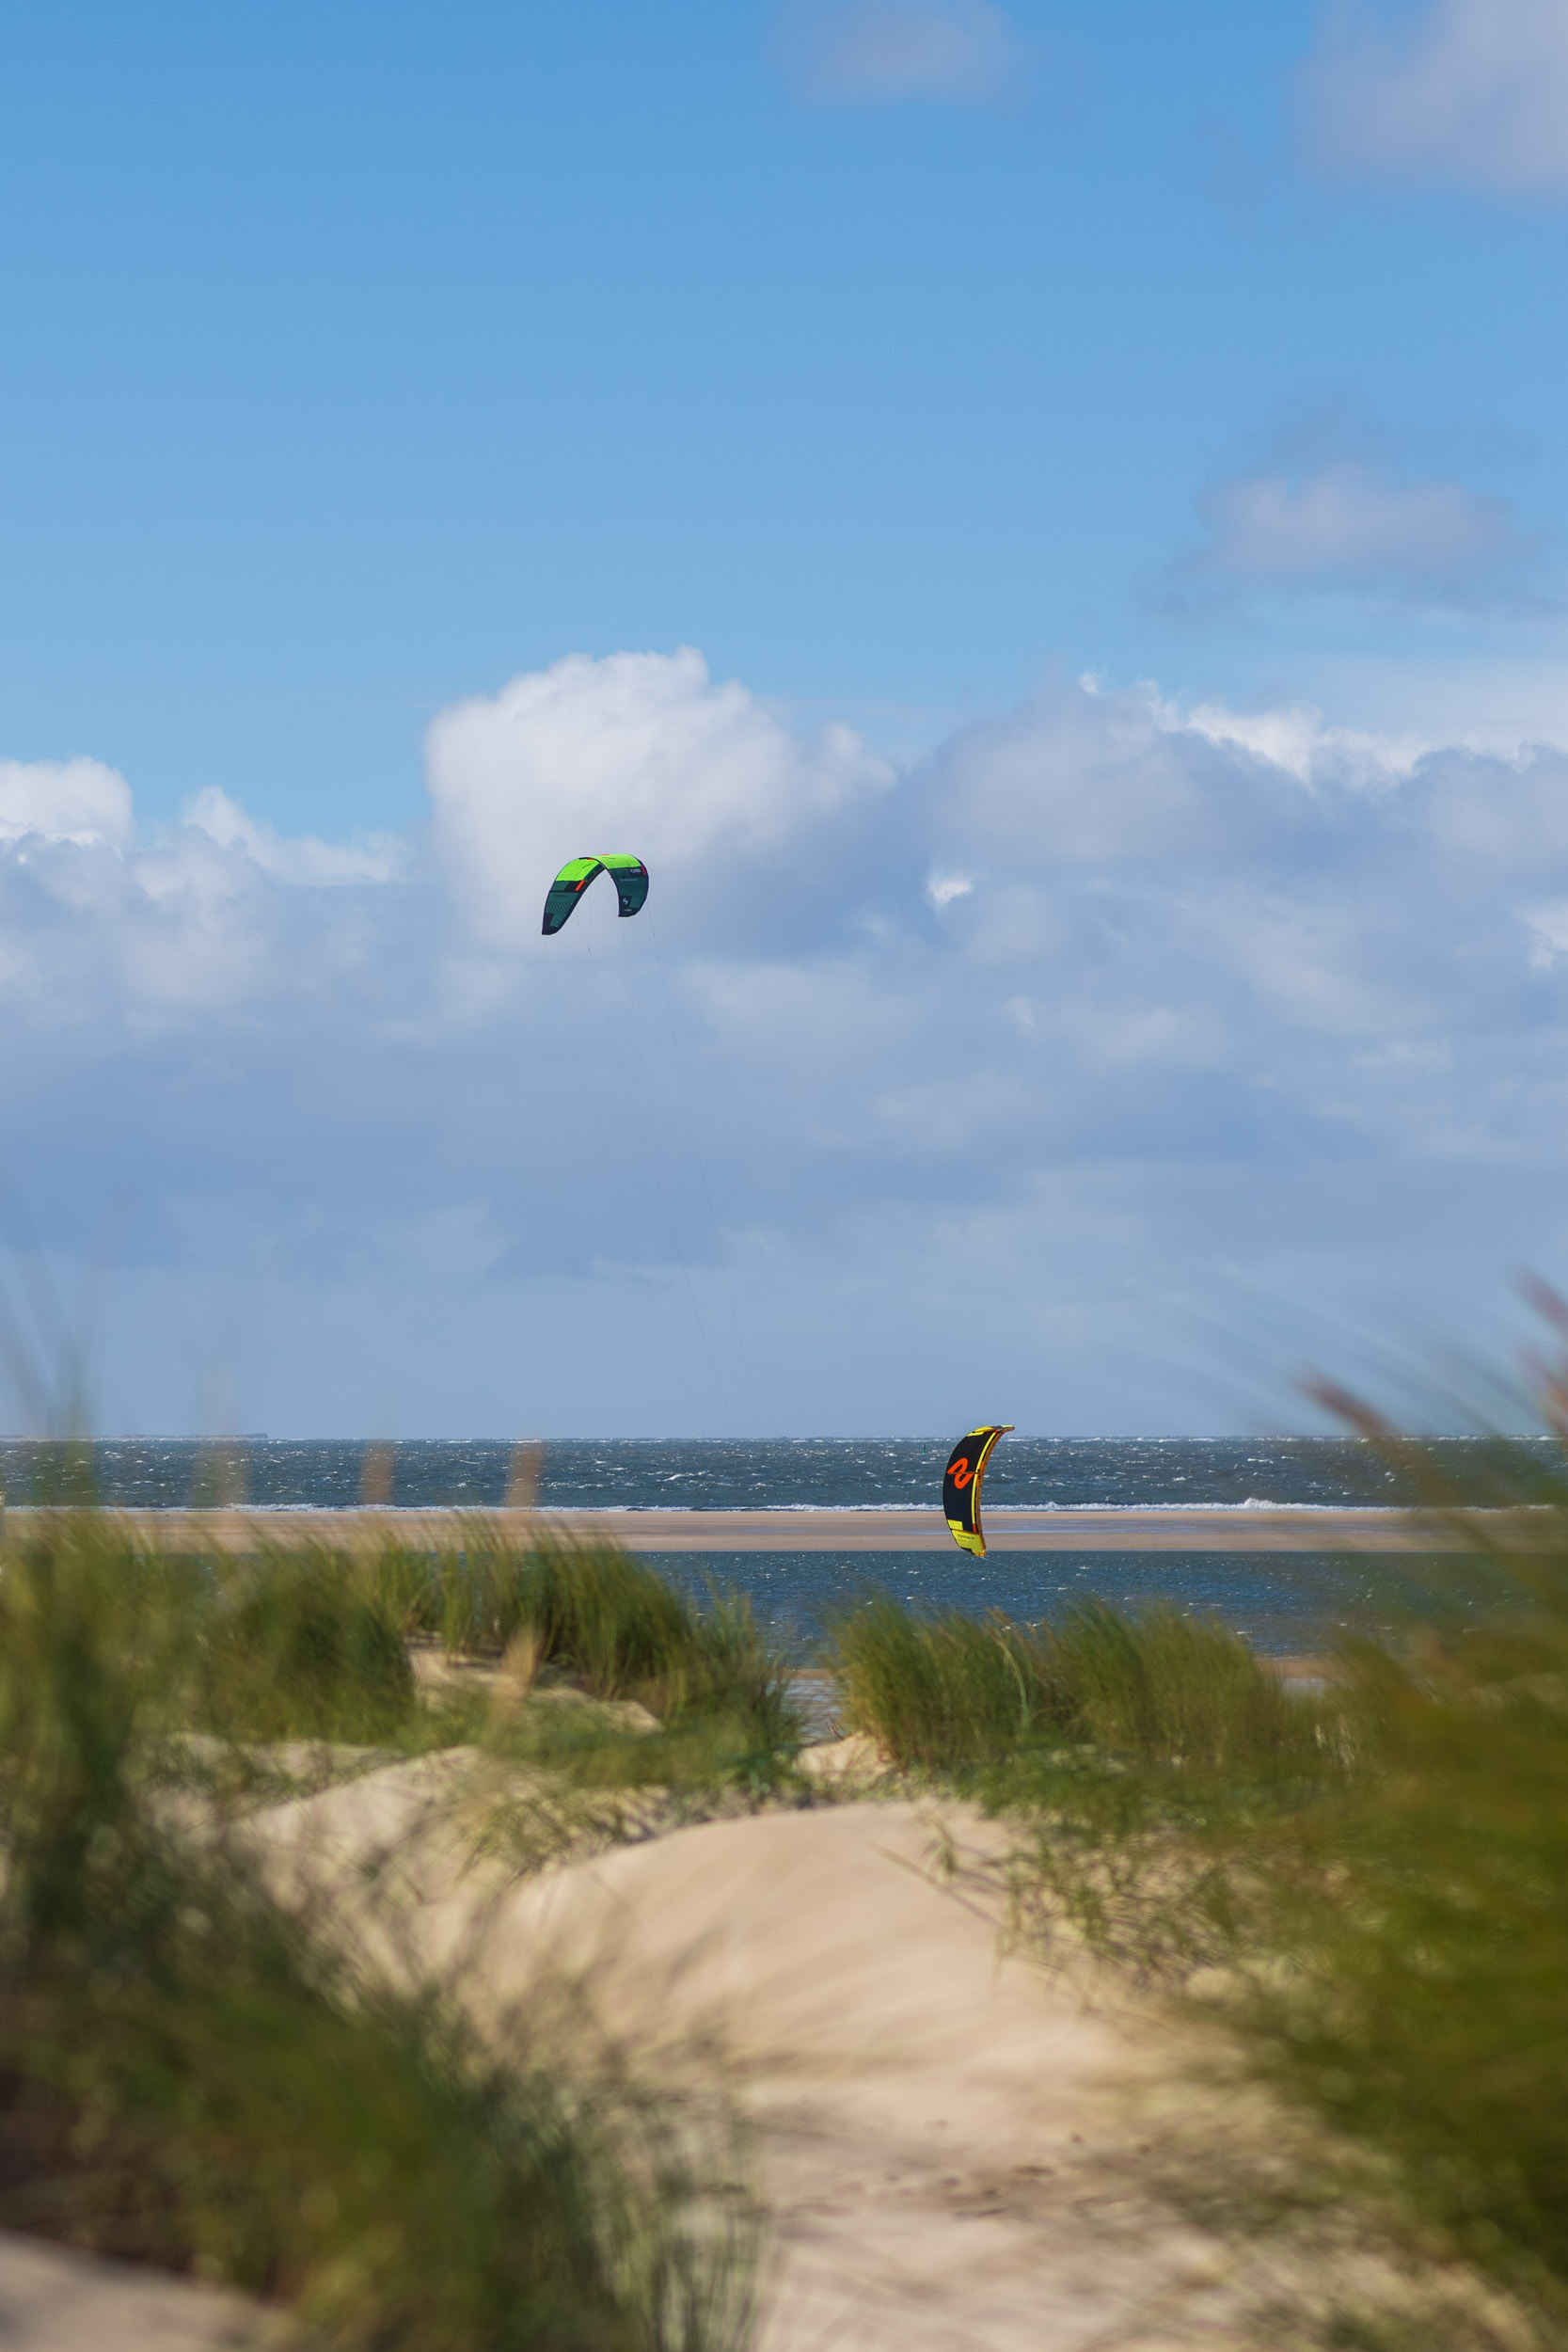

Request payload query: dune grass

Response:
[364,1528,803,1788]
[0,1506,804,1790]
[827,1596,1054,1769]
[830,1589,1313,1778]
[5,1869,742,2350]
[1185,1430,1568,2305]
[0,1512,752,2347]
[1211,1626,1568,2296]
[197,1538,419,1743]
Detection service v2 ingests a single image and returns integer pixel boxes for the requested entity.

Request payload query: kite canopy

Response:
[942,1424,1013,1558]
[542,855,650,937]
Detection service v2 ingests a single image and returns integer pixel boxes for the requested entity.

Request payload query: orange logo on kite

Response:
[949,1458,973,1489]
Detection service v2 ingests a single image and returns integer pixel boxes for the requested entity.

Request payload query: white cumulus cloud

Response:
[425,646,892,949]
[0,761,409,1025]
[1298,0,1568,193]
[774,0,1020,104]
[185,787,406,888]
[0,757,133,848]
[1167,694,1429,789]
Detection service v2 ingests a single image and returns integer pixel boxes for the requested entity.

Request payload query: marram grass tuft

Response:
[0,1511,754,2348]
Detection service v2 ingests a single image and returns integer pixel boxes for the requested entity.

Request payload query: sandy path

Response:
[239,1760,1314,2350]
[501,1803,1260,2351]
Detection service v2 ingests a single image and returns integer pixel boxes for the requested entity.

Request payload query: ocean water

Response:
[0,1433,1544,1513]
[2,1434,1550,1653]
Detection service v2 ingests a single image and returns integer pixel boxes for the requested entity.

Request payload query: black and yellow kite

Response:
[542,855,650,937]
[941,1424,1013,1557]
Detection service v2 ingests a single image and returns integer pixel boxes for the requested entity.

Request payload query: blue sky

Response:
[2,0,1567,1434]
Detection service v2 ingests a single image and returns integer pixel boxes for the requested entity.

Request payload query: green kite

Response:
[541,855,650,937]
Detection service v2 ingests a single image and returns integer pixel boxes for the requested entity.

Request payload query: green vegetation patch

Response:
[830,1590,1312,1778]
[372,1532,804,1796]
[197,1540,418,1744]
[0,1513,752,2348]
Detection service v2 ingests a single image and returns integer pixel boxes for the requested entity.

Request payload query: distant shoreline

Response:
[0,1502,1509,1552]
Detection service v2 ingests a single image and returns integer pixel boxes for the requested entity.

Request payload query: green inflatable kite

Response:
[541,855,650,937]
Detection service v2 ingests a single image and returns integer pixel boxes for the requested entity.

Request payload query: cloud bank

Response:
[1169,457,1543,609]
[1298,0,1568,193]
[3,650,1567,1433]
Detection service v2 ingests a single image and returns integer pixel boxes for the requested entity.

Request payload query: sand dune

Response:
[5,1752,1507,2347]
[499,1803,1266,2352]
[234,1758,1337,2350]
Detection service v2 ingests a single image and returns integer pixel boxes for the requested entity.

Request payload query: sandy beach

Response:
[0,1502,1501,1551]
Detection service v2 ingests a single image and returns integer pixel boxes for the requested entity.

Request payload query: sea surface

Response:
[1,1435,1551,1653]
